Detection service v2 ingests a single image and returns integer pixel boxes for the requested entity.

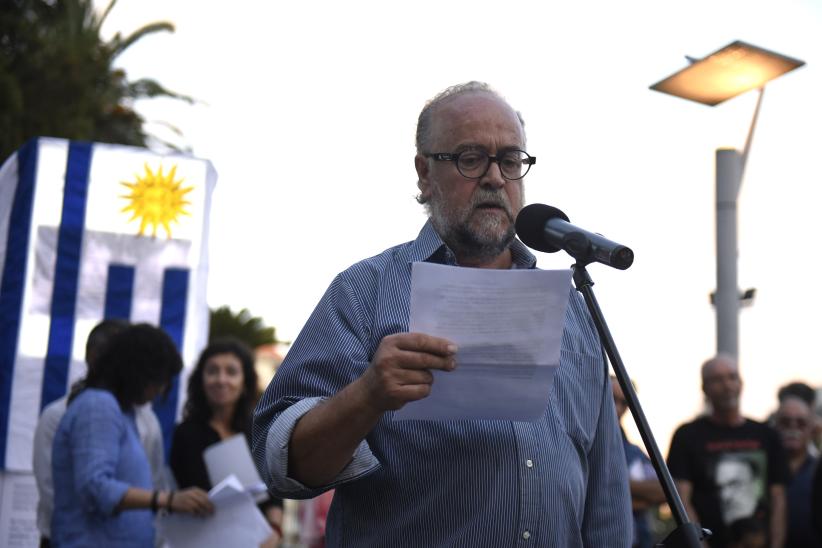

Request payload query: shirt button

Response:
[522,530,531,540]
[525,459,533,468]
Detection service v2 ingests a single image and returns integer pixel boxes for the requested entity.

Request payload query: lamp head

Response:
[650,40,805,106]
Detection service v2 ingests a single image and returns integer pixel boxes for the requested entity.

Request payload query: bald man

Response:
[667,355,788,548]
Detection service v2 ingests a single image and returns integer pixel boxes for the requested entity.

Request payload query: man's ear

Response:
[415,154,432,202]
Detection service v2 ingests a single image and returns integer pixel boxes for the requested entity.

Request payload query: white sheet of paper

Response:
[203,434,267,502]
[159,474,272,548]
[395,262,572,421]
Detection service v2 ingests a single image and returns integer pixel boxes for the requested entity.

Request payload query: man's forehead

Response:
[431,92,521,132]
[702,356,738,379]
[778,396,811,416]
[436,89,509,110]
[717,459,752,478]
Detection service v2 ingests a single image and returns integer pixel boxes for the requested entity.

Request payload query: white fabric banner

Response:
[0,138,216,471]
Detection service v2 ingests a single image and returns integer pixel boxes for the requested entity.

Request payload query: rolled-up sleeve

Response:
[252,273,382,499]
[70,394,130,516]
[261,396,379,498]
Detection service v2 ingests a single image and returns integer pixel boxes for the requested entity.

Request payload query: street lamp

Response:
[650,40,804,359]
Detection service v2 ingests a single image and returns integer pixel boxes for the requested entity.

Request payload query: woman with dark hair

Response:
[51,323,213,547]
[170,337,283,541]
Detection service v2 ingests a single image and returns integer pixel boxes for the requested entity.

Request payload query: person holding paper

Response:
[51,324,213,547]
[170,338,283,544]
[252,81,631,547]
[32,319,169,548]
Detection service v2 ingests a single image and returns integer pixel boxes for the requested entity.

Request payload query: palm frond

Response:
[209,306,280,348]
[110,21,174,59]
[95,0,117,33]
[127,78,195,103]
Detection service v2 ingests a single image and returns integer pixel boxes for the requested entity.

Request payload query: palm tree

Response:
[0,0,192,163]
[209,306,281,349]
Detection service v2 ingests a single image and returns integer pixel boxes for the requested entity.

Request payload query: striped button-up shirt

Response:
[253,221,631,547]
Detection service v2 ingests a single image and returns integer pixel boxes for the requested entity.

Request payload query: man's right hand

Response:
[288,332,457,487]
[359,332,458,411]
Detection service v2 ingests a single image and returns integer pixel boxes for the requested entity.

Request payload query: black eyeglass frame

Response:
[423,149,536,180]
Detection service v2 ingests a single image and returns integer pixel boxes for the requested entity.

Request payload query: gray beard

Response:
[426,187,520,264]
[438,218,515,263]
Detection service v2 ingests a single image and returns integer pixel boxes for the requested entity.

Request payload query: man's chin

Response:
[469,213,512,237]
[472,206,512,224]
[466,230,515,257]
[714,399,740,412]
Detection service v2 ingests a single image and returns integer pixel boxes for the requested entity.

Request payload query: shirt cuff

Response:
[91,479,130,516]
[264,396,380,497]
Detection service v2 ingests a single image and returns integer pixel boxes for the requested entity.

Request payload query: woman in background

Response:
[51,323,213,547]
[171,337,283,544]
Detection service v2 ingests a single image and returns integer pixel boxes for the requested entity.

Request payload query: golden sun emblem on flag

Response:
[120,163,193,238]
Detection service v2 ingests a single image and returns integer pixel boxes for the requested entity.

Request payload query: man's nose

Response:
[479,161,506,189]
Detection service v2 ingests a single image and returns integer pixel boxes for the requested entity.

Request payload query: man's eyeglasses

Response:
[424,149,536,180]
[777,416,809,429]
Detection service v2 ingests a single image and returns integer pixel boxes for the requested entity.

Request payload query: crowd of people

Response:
[32,329,821,548]
[32,324,283,547]
[31,81,822,547]
[615,356,822,548]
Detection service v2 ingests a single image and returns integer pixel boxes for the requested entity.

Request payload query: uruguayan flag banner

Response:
[0,138,216,471]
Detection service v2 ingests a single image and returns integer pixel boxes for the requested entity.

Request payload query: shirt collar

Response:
[408,219,537,269]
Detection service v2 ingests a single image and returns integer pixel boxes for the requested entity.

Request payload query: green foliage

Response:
[0,0,192,163]
[209,306,279,349]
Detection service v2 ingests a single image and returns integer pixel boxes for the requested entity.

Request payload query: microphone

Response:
[515,204,634,270]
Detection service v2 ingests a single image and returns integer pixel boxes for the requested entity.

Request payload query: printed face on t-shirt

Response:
[713,453,764,525]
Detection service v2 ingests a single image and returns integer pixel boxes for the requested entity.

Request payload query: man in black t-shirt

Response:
[667,355,788,548]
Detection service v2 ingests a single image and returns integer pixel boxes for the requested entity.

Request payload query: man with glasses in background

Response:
[253,81,631,547]
[773,393,820,547]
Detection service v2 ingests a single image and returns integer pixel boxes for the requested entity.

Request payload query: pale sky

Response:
[99,0,822,452]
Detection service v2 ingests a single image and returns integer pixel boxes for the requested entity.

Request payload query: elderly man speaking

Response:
[252,82,631,547]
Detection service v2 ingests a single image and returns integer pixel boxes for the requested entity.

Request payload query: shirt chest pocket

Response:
[548,351,604,457]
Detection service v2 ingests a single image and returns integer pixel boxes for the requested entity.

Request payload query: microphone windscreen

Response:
[515,203,569,253]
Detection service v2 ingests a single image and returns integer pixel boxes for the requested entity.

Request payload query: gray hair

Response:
[414,81,526,154]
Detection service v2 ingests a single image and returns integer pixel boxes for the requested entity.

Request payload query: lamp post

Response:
[650,41,804,359]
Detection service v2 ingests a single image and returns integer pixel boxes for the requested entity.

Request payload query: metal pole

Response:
[572,266,705,547]
[715,148,742,358]
[714,88,763,359]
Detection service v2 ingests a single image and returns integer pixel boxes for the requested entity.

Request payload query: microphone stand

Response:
[571,263,706,548]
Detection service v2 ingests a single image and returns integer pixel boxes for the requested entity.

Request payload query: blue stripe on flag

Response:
[41,141,93,410]
[0,139,39,469]
[104,264,135,320]
[156,267,189,461]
